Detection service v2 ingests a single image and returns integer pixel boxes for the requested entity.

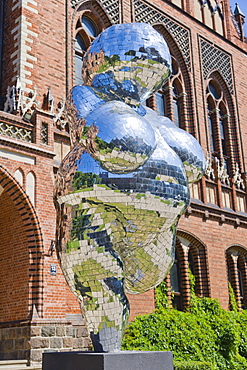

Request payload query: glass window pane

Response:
[156,92,165,116]
[170,263,180,293]
[209,81,221,99]
[173,84,178,97]
[173,99,180,127]
[188,250,195,276]
[208,115,215,152]
[75,34,86,52]
[221,120,228,155]
[75,54,83,85]
[82,16,97,37]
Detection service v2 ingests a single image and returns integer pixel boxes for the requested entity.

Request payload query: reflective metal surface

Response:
[82,23,171,106]
[142,107,206,183]
[79,100,156,173]
[55,23,205,353]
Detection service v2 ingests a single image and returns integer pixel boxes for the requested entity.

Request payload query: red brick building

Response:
[0,0,247,365]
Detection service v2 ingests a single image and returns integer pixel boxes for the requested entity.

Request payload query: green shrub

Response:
[174,360,214,370]
[122,276,247,369]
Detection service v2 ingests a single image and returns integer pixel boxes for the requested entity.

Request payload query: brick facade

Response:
[0,0,247,364]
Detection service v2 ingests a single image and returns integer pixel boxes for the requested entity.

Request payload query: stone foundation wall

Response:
[0,320,91,363]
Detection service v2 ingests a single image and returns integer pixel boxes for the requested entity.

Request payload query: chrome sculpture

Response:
[54,23,205,352]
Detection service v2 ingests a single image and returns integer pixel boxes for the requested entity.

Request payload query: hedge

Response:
[174,361,214,370]
[122,279,247,369]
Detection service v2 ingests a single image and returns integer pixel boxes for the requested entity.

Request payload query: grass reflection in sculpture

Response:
[54,23,205,352]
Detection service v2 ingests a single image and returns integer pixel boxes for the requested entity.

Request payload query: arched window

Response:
[165,234,210,311]
[81,16,97,37]
[74,33,87,85]
[74,14,99,85]
[206,78,231,175]
[154,55,185,129]
[226,247,247,310]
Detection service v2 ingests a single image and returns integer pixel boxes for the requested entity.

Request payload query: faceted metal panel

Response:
[142,107,206,183]
[79,100,156,173]
[82,23,171,106]
[55,23,205,353]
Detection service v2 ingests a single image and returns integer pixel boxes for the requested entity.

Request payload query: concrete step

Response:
[0,360,41,369]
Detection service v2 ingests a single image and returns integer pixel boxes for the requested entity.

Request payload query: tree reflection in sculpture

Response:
[54,23,205,352]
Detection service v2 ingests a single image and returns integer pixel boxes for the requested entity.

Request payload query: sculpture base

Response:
[42,351,174,370]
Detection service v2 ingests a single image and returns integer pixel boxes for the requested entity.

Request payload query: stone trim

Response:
[10,0,38,91]
[0,322,90,363]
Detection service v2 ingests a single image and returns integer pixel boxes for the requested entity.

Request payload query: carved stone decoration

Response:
[205,152,215,180]
[200,37,233,94]
[53,99,69,129]
[21,88,39,120]
[134,0,191,69]
[47,87,54,114]
[4,79,39,122]
[4,77,23,114]
[216,158,230,185]
[233,163,245,190]
[54,23,205,353]
[0,121,32,142]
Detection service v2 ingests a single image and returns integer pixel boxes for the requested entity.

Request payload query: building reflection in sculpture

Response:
[54,23,205,352]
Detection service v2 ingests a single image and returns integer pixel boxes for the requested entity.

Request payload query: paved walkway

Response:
[0,360,41,369]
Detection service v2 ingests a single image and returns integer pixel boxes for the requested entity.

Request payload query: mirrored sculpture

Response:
[54,23,205,353]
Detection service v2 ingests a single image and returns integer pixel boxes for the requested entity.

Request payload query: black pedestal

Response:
[42,351,174,370]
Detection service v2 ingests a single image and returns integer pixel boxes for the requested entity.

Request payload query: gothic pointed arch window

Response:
[165,233,210,311]
[154,54,186,130]
[206,78,232,169]
[205,72,245,210]
[73,13,100,85]
[226,247,247,310]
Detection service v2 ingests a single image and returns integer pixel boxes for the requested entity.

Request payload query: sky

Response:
[230,0,247,35]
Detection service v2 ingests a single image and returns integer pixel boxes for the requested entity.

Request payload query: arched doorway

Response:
[0,165,43,360]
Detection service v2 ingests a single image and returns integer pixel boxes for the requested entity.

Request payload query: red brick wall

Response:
[0,190,29,321]
[0,117,80,321]
[127,290,155,321]
[1,0,21,96]
[1,0,247,329]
